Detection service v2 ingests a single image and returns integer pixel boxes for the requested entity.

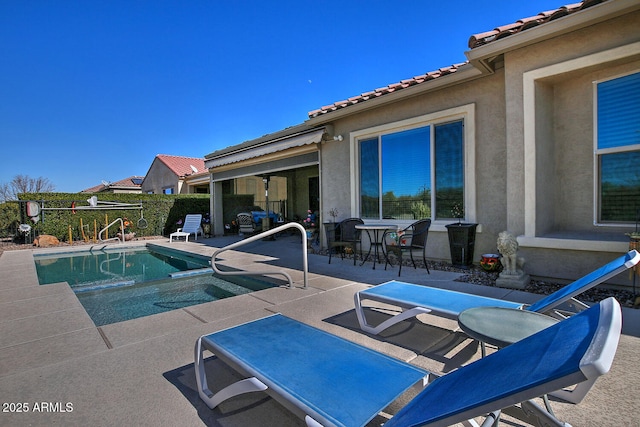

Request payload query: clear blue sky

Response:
[0,0,567,193]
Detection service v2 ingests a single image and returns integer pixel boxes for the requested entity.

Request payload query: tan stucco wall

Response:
[504,10,640,238]
[319,70,508,262]
[553,61,640,231]
[502,10,640,283]
[141,160,179,194]
[317,9,640,285]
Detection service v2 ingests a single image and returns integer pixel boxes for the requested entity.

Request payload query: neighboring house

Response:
[206,0,639,285]
[141,154,209,195]
[81,176,144,194]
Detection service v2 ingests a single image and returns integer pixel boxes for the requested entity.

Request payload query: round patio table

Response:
[458,306,561,413]
[355,224,398,269]
[458,306,559,356]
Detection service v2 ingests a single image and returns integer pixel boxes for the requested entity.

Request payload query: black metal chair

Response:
[383,219,431,276]
[236,212,257,235]
[327,218,364,265]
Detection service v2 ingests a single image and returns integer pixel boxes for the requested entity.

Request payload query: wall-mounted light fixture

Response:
[333,135,343,141]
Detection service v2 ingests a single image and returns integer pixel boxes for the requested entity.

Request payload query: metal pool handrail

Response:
[211,222,309,288]
[99,217,126,243]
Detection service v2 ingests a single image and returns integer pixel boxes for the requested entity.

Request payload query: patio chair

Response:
[236,212,258,235]
[327,218,364,265]
[383,219,431,276]
[169,214,203,242]
[354,249,638,403]
[195,297,622,427]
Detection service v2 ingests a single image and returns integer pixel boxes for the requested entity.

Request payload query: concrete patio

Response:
[1,234,638,426]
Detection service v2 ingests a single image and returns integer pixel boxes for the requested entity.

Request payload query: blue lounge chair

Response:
[354,250,639,335]
[195,297,621,427]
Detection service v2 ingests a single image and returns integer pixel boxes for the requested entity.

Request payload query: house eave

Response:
[204,127,328,169]
[305,64,483,125]
[204,123,320,160]
[465,0,640,72]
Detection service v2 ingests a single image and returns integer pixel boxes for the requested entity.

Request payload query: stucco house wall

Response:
[319,70,508,261]
[313,2,639,285]
[205,1,639,287]
[141,159,180,194]
[141,155,208,195]
[500,9,640,282]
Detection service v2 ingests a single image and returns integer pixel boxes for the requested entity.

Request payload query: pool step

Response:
[73,280,136,293]
[169,267,213,279]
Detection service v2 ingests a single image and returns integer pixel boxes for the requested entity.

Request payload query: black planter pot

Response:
[446,223,478,268]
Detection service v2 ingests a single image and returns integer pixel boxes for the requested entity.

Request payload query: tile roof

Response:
[156,154,206,177]
[81,176,144,193]
[308,63,468,118]
[308,0,608,119]
[467,0,608,49]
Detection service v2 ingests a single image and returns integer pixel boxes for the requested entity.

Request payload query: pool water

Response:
[33,246,278,326]
[76,273,275,326]
[34,246,211,290]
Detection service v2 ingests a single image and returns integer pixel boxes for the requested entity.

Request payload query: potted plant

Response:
[117,218,136,241]
[627,222,640,305]
[445,203,477,268]
[327,208,338,223]
[628,231,640,248]
[201,213,211,237]
[627,207,640,252]
[323,208,340,251]
[303,210,317,239]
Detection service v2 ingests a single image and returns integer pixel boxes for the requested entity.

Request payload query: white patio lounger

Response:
[355,249,639,335]
[195,298,621,427]
[170,214,203,242]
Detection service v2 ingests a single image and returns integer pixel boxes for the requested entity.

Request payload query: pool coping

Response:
[1,235,640,426]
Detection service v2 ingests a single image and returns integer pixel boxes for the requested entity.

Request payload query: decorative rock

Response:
[33,235,60,247]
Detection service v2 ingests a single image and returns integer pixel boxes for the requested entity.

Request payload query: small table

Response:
[458,306,561,414]
[458,306,559,356]
[355,224,398,269]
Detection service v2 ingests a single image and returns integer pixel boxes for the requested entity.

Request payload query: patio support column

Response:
[212,180,224,236]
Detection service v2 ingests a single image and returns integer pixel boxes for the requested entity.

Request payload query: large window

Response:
[359,120,464,221]
[596,71,640,223]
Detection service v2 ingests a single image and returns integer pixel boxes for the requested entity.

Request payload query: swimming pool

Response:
[33,245,279,326]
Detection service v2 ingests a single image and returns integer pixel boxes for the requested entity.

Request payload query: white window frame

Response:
[593,71,640,225]
[349,103,476,230]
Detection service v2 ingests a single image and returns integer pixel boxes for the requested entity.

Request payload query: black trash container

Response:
[446,223,477,268]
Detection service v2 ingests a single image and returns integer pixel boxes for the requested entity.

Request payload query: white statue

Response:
[497,231,519,275]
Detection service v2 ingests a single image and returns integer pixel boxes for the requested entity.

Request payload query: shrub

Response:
[16,193,210,241]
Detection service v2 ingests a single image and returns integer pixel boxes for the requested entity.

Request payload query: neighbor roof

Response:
[155,154,206,177]
[81,176,144,193]
[307,0,608,119]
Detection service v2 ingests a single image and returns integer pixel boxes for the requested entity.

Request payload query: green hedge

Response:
[15,193,210,241]
[0,201,20,239]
